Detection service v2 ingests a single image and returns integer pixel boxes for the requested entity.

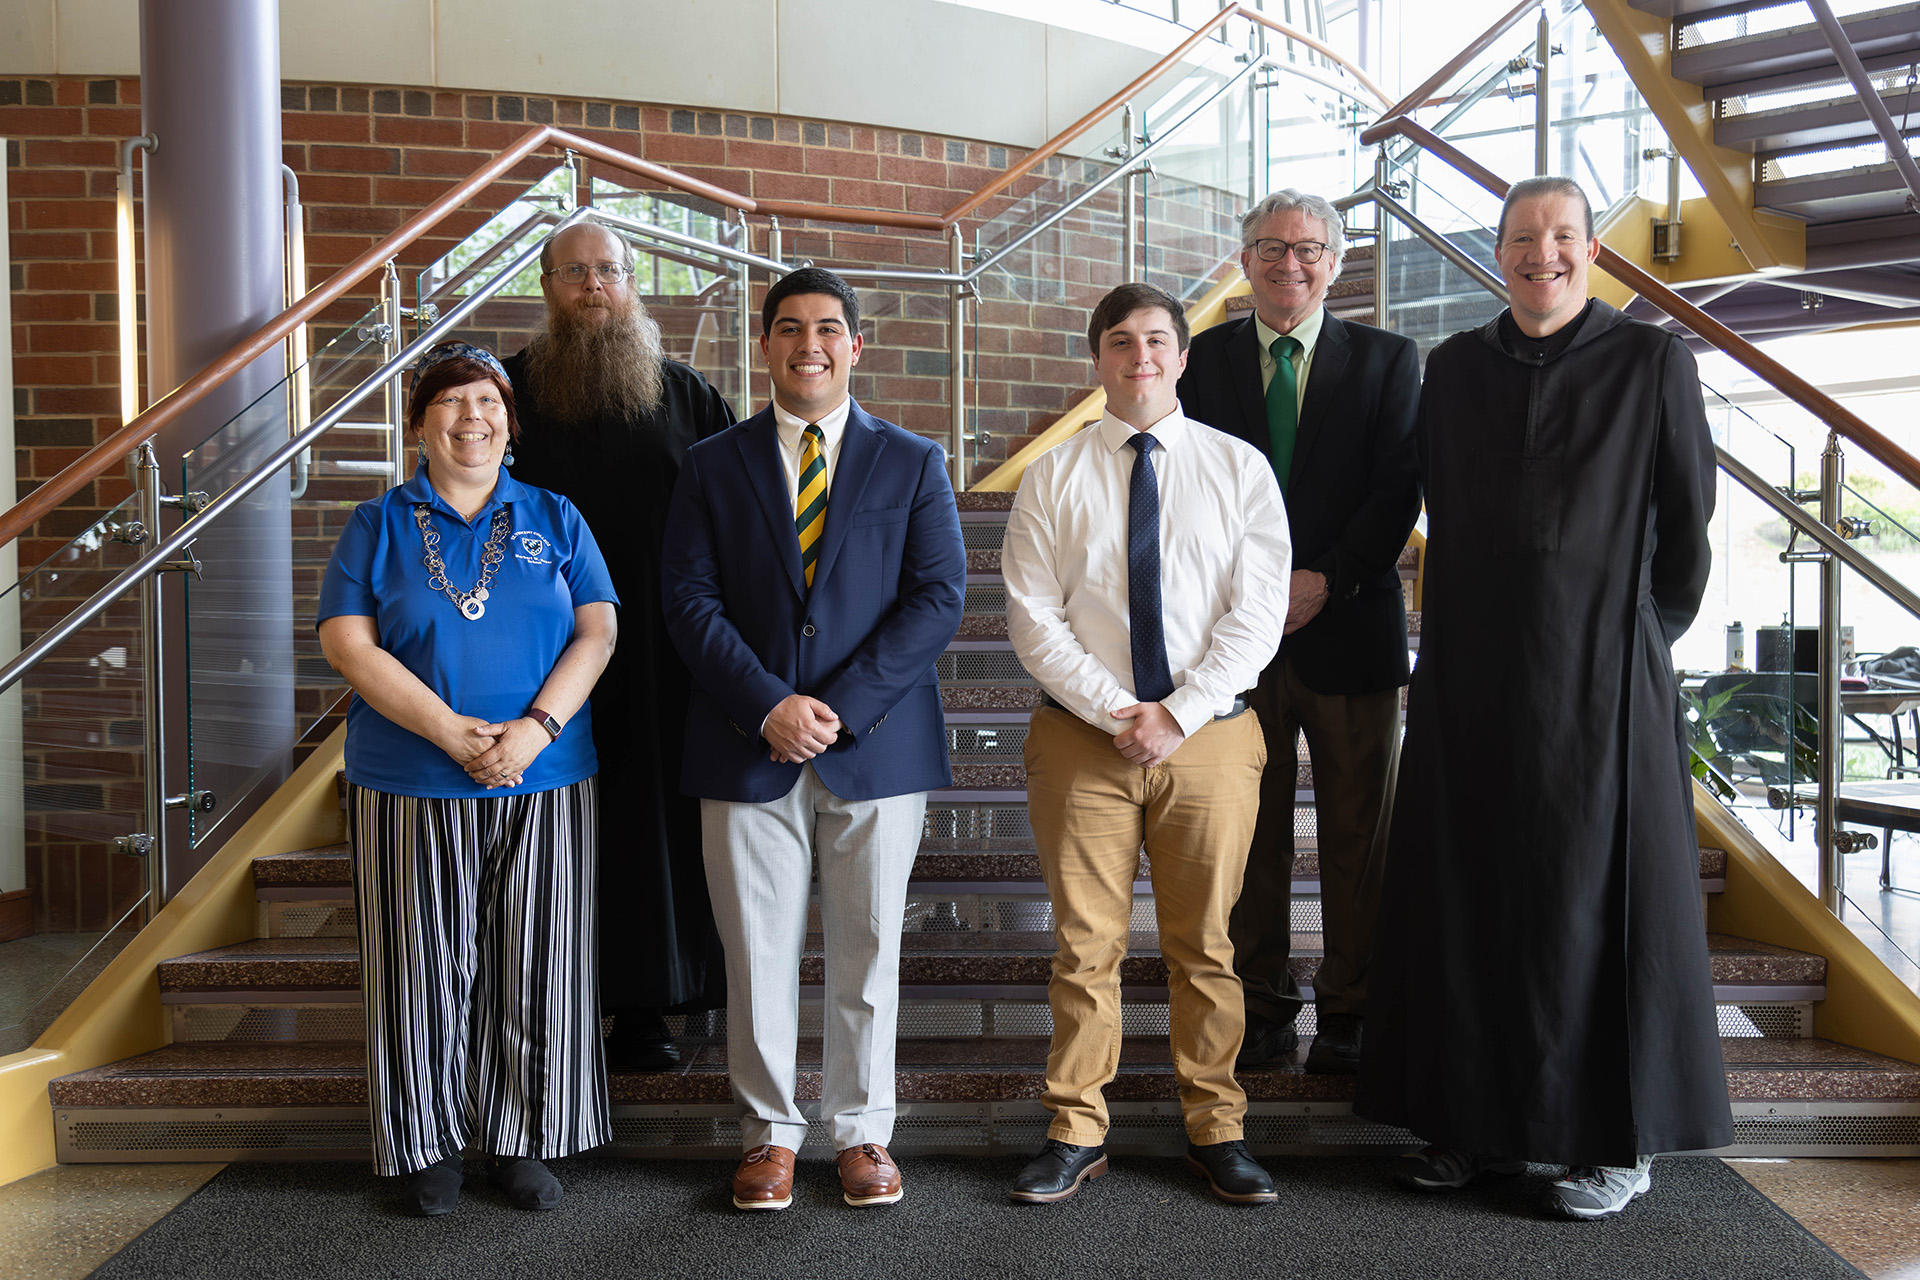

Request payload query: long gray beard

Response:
[521,304,667,427]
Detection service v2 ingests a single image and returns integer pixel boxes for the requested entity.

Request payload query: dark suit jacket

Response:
[660,400,967,803]
[1177,309,1421,695]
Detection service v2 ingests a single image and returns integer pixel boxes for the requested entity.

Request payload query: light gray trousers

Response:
[701,765,925,1152]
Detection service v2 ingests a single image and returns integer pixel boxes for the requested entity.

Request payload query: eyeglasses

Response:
[1248,238,1331,265]
[544,262,631,284]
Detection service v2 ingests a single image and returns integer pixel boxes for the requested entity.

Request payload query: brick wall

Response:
[3,73,1243,932]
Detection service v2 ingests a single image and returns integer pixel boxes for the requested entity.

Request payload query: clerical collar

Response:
[1497,298,1595,365]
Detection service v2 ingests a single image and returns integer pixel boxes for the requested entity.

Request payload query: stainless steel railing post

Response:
[736,211,754,422]
[1372,150,1391,327]
[1534,7,1551,177]
[135,441,169,907]
[949,225,967,490]
[1120,103,1139,283]
[381,261,404,486]
[1818,432,1846,914]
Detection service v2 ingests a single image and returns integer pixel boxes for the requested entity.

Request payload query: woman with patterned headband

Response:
[318,339,618,1215]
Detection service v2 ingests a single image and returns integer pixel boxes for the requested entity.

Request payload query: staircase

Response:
[44,492,1920,1163]
[1620,0,1920,334]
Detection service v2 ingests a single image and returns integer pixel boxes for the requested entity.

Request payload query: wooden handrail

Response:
[1372,0,1538,126]
[1361,118,1920,494]
[3,4,1382,552]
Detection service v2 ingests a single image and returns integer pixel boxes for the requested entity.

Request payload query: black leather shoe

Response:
[1009,1139,1109,1203]
[1234,1016,1299,1070]
[1305,1012,1362,1074]
[400,1152,464,1216]
[606,1009,681,1071]
[1186,1139,1277,1204]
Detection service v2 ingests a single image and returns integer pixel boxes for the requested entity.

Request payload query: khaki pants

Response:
[1024,706,1267,1145]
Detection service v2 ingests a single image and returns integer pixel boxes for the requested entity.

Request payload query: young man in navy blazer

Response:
[661,267,966,1213]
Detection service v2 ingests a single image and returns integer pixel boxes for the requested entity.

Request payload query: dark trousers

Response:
[1228,657,1402,1026]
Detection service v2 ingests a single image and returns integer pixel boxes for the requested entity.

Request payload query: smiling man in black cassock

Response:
[1354,176,1733,1220]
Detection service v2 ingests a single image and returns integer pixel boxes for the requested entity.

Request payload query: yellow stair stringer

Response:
[972,271,1252,493]
[0,725,348,1186]
[1697,782,1920,1064]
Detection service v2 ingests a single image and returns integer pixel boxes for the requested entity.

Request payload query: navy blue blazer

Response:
[660,400,966,803]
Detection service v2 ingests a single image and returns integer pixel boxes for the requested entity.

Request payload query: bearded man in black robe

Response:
[504,217,736,1068]
[1354,177,1732,1219]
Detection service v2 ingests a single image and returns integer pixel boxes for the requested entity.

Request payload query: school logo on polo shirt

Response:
[513,530,552,565]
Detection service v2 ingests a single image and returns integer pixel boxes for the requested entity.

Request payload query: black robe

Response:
[503,353,737,1012]
[1353,300,1735,1165]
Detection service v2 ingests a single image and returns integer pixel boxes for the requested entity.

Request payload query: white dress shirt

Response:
[772,396,852,503]
[1004,406,1292,739]
[1253,306,1324,415]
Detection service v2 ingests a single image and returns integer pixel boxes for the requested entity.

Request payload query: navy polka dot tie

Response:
[1125,433,1175,704]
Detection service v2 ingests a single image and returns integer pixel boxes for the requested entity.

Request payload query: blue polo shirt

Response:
[318,466,618,798]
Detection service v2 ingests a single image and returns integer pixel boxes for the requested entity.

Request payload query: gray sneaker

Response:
[1394,1144,1528,1191]
[1548,1156,1654,1219]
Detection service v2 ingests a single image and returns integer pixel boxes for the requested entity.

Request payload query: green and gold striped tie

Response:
[795,422,827,587]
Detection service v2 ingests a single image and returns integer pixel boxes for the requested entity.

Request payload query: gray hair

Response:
[1241,189,1345,281]
[1496,176,1594,244]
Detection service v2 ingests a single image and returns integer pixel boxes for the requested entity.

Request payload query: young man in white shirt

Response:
[1002,282,1292,1204]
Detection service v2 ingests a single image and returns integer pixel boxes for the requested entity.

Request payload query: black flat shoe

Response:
[1305,1012,1362,1075]
[605,1009,681,1071]
[1009,1139,1109,1203]
[489,1155,563,1210]
[401,1152,464,1217]
[1235,1017,1300,1070]
[1186,1139,1277,1204]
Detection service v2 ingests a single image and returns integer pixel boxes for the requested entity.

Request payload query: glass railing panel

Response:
[175,310,394,854]
[1684,390,1812,861]
[1375,158,1507,354]
[0,501,153,1055]
[415,163,576,313]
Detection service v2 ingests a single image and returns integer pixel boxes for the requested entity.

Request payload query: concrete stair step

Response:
[49,1034,1920,1111]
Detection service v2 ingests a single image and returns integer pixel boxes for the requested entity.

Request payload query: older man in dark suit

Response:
[1175,188,1421,1074]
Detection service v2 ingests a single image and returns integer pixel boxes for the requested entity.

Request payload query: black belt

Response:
[1039,693,1249,722]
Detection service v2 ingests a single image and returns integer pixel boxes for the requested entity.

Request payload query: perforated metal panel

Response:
[963,584,1007,616]
[925,804,1034,844]
[1718,1002,1814,1039]
[960,523,1007,552]
[948,725,1028,761]
[937,651,1034,684]
[269,902,358,939]
[1725,1104,1920,1156]
[173,1004,365,1043]
[55,1107,372,1162]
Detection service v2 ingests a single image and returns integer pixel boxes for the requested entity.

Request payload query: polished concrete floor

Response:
[0,1157,1914,1279]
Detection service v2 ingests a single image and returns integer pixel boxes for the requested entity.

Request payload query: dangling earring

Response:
[503,448,515,467]
[416,442,427,466]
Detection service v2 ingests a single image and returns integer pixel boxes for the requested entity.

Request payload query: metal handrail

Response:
[0,215,586,700]
[0,5,1381,556]
[1355,117,1920,494]
[1373,0,1539,123]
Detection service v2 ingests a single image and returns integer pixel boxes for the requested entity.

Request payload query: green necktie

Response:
[1266,334,1302,497]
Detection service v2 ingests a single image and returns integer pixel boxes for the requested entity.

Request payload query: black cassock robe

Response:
[503,353,736,1012]
[1354,300,1734,1165]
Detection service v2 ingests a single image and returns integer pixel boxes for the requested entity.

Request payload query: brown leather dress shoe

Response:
[731,1144,796,1210]
[835,1142,904,1207]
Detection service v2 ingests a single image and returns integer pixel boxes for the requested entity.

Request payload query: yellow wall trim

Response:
[0,727,347,1187]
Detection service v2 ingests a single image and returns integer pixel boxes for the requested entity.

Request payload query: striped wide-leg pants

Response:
[348,779,611,1177]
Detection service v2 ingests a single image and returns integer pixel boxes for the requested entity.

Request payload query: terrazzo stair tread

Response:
[1705,933,1827,984]
[955,615,1009,639]
[1721,1037,1920,1100]
[60,1036,1920,1111]
[942,686,1044,713]
[955,492,1017,513]
[252,846,351,888]
[936,760,1317,794]
[967,550,1001,574]
[157,938,359,993]
[1397,546,1418,571]
[48,1041,370,1108]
